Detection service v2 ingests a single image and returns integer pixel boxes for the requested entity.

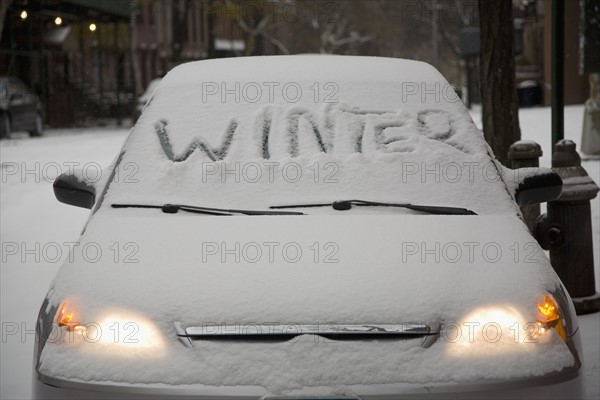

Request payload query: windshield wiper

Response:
[270,199,477,215]
[112,203,305,216]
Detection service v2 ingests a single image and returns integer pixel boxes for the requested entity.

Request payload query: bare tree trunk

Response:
[479,0,521,165]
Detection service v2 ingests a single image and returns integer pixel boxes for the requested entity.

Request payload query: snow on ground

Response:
[1,128,128,399]
[0,105,598,398]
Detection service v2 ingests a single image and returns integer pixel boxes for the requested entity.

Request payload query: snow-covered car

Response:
[34,56,583,399]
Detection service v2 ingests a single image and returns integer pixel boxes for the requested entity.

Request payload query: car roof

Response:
[163,55,441,87]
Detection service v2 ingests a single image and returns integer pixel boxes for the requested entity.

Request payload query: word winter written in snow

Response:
[153,106,470,162]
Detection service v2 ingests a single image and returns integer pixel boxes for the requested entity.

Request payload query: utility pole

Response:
[551,0,564,153]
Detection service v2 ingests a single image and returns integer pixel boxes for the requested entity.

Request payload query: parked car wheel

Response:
[0,113,10,139]
[29,113,43,137]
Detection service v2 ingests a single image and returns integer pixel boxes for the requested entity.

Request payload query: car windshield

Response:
[102,56,519,216]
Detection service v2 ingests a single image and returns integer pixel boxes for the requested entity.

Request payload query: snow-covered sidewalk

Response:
[0,106,598,399]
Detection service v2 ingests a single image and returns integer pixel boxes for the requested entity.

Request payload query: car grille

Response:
[174,322,440,348]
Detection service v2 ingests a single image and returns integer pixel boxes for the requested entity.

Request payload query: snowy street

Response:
[1,105,599,398]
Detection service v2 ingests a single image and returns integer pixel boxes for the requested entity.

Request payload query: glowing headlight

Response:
[450,306,529,355]
[55,300,165,356]
[536,294,567,341]
[448,294,568,356]
[56,301,86,334]
[95,312,164,350]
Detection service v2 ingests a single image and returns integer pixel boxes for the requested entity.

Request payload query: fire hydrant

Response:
[536,140,600,314]
[508,140,543,232]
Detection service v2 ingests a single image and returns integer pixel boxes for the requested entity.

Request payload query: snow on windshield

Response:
[103,56,519,215]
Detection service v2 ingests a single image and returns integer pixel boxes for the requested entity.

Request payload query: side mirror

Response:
[53,172,96,209]
[514,171,563,206]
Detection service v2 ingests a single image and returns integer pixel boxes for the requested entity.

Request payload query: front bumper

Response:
[34,365,583,400]
[34,288,585,399]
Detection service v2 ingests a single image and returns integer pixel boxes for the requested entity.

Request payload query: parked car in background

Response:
[0,76,44,138]
[35,56,581,399]
[134,78,162,121]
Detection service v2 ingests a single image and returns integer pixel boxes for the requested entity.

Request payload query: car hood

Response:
[39,212,576,390]
[46,212,564,326]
